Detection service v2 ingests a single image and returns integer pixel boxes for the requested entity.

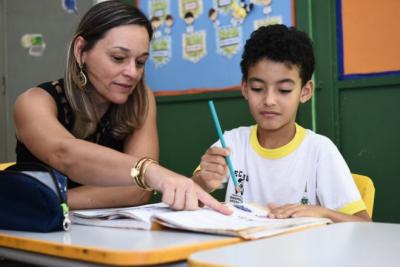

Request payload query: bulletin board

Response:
[337,0,400,79]
[138,0,293,95]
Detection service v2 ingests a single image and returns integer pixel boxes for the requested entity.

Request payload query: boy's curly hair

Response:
[240,24,315,86]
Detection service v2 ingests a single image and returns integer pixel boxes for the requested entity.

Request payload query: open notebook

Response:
[71,203,332,240]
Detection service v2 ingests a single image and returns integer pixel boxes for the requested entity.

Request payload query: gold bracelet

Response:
[131,158,149,189]
[139,159,157,191]
[130,157,157,191]
[130,158,146,187]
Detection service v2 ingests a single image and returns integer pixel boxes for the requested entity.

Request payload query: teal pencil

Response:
[208,100,239,189]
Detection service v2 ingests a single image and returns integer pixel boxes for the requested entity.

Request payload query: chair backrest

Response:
[352,173,375,217]
[0,162,16,170]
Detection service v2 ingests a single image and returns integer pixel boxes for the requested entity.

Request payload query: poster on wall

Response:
[182,30,207,63]
[216,25,241,58]
[139,0,293,95]
[337,0,400,79]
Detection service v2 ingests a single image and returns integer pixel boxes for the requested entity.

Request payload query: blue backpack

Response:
[0,163,70,232]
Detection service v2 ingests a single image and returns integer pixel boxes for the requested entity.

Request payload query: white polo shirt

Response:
[205,124,366,215]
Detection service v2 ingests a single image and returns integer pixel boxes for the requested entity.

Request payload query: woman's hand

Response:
[192,147,230,192]
[145,163,232,215]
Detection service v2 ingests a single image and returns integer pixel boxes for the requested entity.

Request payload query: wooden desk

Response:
[188,222,400,267]
[0,225,241,266]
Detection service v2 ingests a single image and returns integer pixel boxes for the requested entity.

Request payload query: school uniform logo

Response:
[229,170,249,203]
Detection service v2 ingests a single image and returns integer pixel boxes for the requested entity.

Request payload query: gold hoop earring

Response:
[79,66,87,88]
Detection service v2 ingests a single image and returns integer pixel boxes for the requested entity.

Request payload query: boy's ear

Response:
[241,80,249,100]
[300,80,314,103]
[73,36,87,66]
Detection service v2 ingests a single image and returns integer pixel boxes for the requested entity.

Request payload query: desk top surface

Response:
[189,222,400,267]
[0,224,241,266]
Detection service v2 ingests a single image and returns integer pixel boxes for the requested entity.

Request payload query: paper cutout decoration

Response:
[61,0,78,14]
[149,0,170,20]
[231,1,253,26]
[208,8,220,27]
[184,11,195,33]
[262,0,273,15]
[182,30,207,63]
[151,16,163,39]
[148,1,173,67]
[150,36,172,67]
[215,0,233,15]
[253,16,282,30]
[216,25,241,58]
[252,0,273,15]
[21,34,46,57]
[164,14,174,35]
[179,0,203,19]
[239,0,254,14]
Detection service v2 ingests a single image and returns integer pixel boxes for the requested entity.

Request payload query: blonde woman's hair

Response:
[64,0,153,140]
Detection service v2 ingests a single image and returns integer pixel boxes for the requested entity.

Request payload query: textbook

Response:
[71,203,332,240]
[70,203,169,230]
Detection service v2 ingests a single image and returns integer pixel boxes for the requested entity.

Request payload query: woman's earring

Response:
[79,64,87,89]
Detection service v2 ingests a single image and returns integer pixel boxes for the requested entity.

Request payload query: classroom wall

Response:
[0,0,91,163]
[294,0,400,222]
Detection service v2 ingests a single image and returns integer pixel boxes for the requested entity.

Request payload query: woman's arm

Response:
[14,87,146,186]
[68,185,151,209]
[14,87,231,214]
[67,88,158,209]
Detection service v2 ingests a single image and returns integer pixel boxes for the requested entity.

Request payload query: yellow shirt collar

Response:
[250,123,306,159]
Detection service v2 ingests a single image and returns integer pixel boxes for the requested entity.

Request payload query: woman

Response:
[14,1,229,214]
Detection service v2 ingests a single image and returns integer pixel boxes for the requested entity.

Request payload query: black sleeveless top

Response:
[16,79,124,188]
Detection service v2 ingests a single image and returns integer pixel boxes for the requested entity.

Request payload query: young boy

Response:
[193,24,370,222]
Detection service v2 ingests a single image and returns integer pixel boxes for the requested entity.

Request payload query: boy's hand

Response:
[192,147,230,192]
[267,203,329,219]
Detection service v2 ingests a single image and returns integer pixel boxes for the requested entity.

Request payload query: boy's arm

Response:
[192,171,212,193]
[267,203,371,222]
[325,209,371,222]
